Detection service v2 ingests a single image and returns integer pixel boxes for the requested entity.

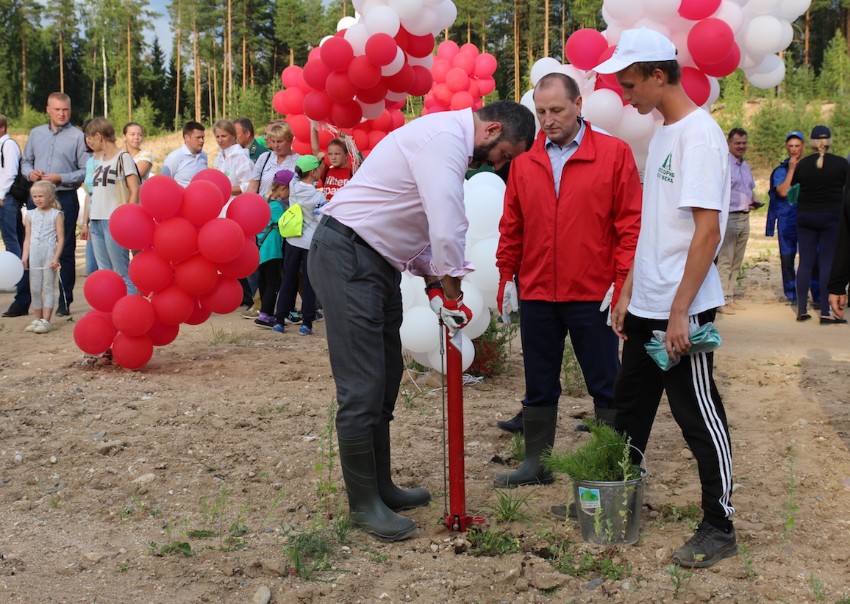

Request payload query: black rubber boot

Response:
[494,405,557,488]
[594,405,617,428]
[496,409,524,434]
[373,422,431,511]
[338,434,416,542]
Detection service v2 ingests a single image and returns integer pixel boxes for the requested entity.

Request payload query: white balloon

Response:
[558,64,585,87]
[530,57,562,86]
[605,0,642,25]
[362,0,386,13]
[352,0,366,12]
[467,171,507,194]
[713,1,744,33]
[746,0,782,14]
[460,281,485,320]
[463,238,499,293]
[706,76,721,106]
[409,349,433,368]
[400,306,441,353]
[632,18,671,39]
[740,50,766,70]
[401,7,438,35]
[520,88,539,131]
[320,35,334,46]
[364,5,400,36]
[408,54,434,68]
[433,0,457,32]
[381,48,406,75]
[0,250,24,290]
[389,0,423,20]
[671,31,693,67]
[402,272,429,310]
[465,184,505,242]
[778,19,794,51]
[385,89,409,101]
[359,99,386,119]
[337,16,358,31]
[779,0,810,20]
[744,15,785,56]
[582,89,624,132]
[344,23,370,55]
[745,54,785,89]
[463,304,491,340]
[422,0,443,6]
[428,332,475,373]
[612,105,657,145]
[642,0,680,20]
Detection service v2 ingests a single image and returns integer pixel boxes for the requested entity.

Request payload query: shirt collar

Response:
[545,119,586,150]
[728,152,743,166]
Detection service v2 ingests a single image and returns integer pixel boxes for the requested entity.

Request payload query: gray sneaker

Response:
[671,523,737,568]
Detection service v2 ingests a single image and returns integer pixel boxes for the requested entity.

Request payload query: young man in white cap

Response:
[595,29,735,568]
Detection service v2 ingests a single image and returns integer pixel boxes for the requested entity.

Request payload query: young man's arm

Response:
[665,207,721,359]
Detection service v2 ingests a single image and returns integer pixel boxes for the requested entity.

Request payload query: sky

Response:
[148,0,172,61]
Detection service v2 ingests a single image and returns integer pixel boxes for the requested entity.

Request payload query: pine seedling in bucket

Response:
[544,421,646,545]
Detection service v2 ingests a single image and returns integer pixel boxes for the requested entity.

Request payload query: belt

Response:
[730,210,749,214]
[320,215,371,248]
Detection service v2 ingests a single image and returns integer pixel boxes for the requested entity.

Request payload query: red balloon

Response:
[140,175,183,221]
[84,270,128,312]
[332,100,363,129]
[436,40,460,62]
[370,110,393,133]
[681,67,711,106]
[198,218,245,263]
[688,19,734,65]
[407,33,435,58]
[594,76,625,99]
[409,66,434,96]
[282,87,306,115]
[477,76,496,96]
[272,90,287,115]
[109,203,156,250]
[695,43,741,78]
[185,298,213,325]
[192,168,232,206]
[201,276,243,314]
[431,58,451,83]
[351,128,370,152]
[679,0,722,20]
[147,320,179,346]
[226,193,271,235]
[282,65,303,88]
[303,59,331,90]
[218,236,260,279]
[292,138,312,155]
[390,109,405,130]
[452,51,475,75]
[182,179,226,226]
[365,33,398,66]
[565,28,609,71]
[326,71,357,102]
[288,113,311,142]
[433,83,453,108]
[112,294,156,337]
[445,68,470,93]
[595,46,619,87]
[349,55,383,89]
[174,254,219,296]
[111,332,154,370]
[355,82,388,104]
[74,312,117,355]
[451,91,474,110]
[385,63,415,93]
[368,130,387,149]
[474,54,497,78]
[154,217,198,263]
[304,90,334,121]
[129,250,173,294]
[459,43,478,56]
[320,36,355,72]
[151,284,194,325]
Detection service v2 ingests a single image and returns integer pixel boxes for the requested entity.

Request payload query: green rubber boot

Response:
[338,434,416,542]
[494,405,557,488]
[374,421,431,511]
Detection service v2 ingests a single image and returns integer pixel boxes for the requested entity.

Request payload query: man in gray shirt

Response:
[12,92,89,317]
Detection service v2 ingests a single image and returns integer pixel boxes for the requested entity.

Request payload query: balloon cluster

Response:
[73,171,270,370]
[422,40,498,114]
[0,250,24,290]
[398,172,507,373]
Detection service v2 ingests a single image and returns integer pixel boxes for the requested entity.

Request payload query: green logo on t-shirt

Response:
[657,153,675,183]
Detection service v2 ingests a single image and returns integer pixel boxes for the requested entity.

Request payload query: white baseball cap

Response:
[594,28,677,74]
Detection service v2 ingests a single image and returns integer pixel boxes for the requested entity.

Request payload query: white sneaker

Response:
[25,319,41,332]
[34,319,53,334]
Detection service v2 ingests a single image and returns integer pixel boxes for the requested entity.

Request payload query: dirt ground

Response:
[1,212,850,604]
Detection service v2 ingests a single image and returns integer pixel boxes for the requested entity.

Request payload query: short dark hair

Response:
[534,72,581,102]
[631,60,681,85]
[183,121,205,136]
[476,100,535,150]
[727,127,747,140]
[234,117,255,136]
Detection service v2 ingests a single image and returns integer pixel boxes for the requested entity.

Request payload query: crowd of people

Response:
[5,29,850,572]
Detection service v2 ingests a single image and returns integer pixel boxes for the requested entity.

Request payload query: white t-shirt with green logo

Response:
[629,108,730,320]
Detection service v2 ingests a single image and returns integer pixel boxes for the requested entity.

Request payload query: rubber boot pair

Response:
[494,405,557,488]
[338,425,430,542]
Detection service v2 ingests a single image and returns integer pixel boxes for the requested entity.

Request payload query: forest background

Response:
[3,0,850,169]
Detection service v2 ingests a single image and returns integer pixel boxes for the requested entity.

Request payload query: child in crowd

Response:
[22,181,64,334]
[255,169,292,329]
[273,155,325,335]
[311,124,355,202]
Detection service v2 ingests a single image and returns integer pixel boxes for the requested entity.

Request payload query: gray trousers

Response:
[308,220,404,440]
[716,212,750,300]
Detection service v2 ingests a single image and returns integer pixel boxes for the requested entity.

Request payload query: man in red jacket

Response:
[494,72,642,488]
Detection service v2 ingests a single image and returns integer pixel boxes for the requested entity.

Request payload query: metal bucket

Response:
[572,474,645,545]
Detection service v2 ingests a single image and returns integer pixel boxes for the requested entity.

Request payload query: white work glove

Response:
[497,278,518,324]
[600,283,614,327]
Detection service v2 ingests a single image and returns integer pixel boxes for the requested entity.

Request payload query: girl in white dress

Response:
[123,122,153,182]
[22,181,65,333]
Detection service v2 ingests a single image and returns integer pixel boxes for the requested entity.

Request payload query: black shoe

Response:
[496,410,524,434]
[2,305,28,318]
[671,522,737,568]
[820,316,847,324]
[796,313,811,322]
[56,305,70,317]
[285,310,302,325]
[254,316,275,329]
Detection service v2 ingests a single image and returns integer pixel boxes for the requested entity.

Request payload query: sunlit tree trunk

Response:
[544,0,549,57]
[21,13,27,113]
[102,38,108,117]
[805,10,810,66]
[193,14,201,121]
[127,17,132,120]
[59,30,65,93]
[175,0,182,128]
[514,0,520,101]
[226,0,232,116]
